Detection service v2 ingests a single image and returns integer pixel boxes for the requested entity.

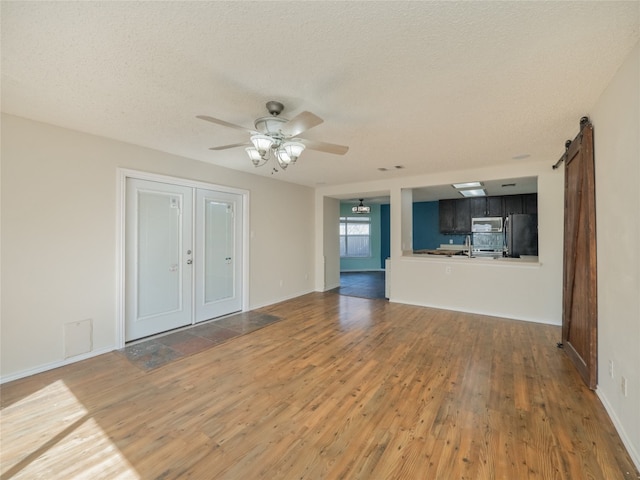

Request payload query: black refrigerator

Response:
[506,214,538,258]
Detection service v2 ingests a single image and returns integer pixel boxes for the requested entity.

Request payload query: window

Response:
[340,216,371,257]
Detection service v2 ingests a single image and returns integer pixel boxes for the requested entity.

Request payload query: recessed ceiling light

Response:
[452,181,483,189]
[512,154,531,160]
[378,167,388,172]
[394,165,405,169]
[459,189,486,197]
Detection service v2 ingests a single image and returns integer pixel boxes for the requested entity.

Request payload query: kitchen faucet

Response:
[465,235,472,258]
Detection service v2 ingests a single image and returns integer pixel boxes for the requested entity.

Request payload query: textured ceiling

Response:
[2,1,638,187]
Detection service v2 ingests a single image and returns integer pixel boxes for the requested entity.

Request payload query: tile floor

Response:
[332,271,386,299]
[118,311,282,371]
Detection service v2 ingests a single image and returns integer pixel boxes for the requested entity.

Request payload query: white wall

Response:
[320,196,340,290]
[1,114,315,380]
[591,41,640,469]
[400,189,414,254]
[317,161,565,324]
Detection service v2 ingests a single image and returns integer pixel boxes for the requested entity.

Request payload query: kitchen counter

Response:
[408,251,540,265]
[413,249,468,256]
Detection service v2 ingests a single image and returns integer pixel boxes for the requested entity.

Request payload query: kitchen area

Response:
[415,208,538,262]
[322,169,563,325]
[384,173,563,325]
[410,180,539,263]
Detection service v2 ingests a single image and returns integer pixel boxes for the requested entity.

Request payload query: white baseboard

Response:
[387,296,562,326]
[248,289,315,311]
[596,389,640,472]
[1,290,319,385]
[0,346,114,385]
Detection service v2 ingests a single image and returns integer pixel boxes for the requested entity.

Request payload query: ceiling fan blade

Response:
[303,139,349,155]
[208,142,250,151]
[197,115,255,134]
[281,111,324,137]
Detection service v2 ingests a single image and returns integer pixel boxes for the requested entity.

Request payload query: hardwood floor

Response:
[117,311,285,371]
[1,292,637,479]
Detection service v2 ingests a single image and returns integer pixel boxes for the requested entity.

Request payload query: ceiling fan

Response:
[197,101,349,171]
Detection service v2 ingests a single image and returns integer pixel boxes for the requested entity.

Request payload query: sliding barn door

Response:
[562,119,598,389]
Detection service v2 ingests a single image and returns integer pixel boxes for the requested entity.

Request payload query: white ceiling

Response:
[2,2,638,188]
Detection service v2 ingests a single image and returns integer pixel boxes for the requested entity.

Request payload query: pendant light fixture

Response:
[352,199,371,214]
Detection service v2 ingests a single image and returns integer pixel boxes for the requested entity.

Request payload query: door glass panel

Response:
[204,200,234,303]
[137,191,181,318]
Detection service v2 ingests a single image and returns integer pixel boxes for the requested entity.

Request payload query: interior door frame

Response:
[115,168,250,348]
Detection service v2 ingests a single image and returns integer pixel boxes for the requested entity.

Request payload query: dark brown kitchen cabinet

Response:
[439,194,536,233]
[469,198,487,219]
[439,198,471,234]
[438,199,456,233]
[469,196,504,218]
[486,196,504,217]
[522,193,538,214]
[453,199,471,233]
[503,195,523,216]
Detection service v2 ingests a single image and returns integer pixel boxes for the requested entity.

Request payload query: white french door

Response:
[195,189,243,322]
[125,177,243,342]
[125,179,193,341]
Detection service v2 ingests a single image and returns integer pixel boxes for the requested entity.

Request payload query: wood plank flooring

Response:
[117,311,284,371]
[1,292,637,479]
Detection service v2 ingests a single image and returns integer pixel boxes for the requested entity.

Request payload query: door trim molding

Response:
[116,168,250,348]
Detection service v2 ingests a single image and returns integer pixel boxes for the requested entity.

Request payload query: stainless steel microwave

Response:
[471,217,503,233]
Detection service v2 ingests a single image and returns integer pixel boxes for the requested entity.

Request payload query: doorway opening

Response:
[334,197,390,299]
[333,271,386,299]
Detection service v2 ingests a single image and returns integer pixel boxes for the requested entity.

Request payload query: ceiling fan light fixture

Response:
[275,150,291,169]
[275,141,306,169]
[245,147,266,167]
[282,141,305,163]
[250,134,274,158]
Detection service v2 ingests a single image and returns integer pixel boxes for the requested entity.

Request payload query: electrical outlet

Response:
[621,376,627,397]
[609,360,614,378]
